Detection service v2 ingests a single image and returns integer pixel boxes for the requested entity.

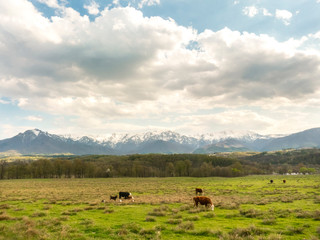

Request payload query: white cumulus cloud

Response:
[242,6,259,17]
[275,9,293,25]
[1,0,320,136]
[138,0,160,9]
[36,0,61,8]
[84,1,100,15]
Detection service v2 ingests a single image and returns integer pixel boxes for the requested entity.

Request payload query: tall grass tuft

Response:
[0,212,13,221]
[167,218,182,225]
[240,208,263,218]
[31,211,47,217]
[145,216,156,222]
[203,212,215,218]
[229,225,266,238]
[262,217,276,225]
[191,229,222,237]
[285,226,304,235]
[0,204,10,209]
[175,221,194,232]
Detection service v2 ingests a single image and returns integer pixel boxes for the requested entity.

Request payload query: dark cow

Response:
[270,180,273,184]
[119,192,134,202]
[195,188,203,195]
[283,179,286,183]
[193,196,214,211]
[110,195,117,201]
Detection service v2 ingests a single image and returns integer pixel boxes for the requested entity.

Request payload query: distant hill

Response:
[260,128,320,151]
[1,127,320,155]
[0,129,114,155]
[193,139,251,153]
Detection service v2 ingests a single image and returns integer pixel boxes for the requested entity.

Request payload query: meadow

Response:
[0,175,320,239]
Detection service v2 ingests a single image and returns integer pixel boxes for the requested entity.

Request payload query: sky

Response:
[1,0,320,139]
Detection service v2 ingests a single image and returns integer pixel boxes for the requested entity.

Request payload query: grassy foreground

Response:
[0,175,320,239]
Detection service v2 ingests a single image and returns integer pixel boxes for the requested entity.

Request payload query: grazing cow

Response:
[270,180,273,184]
[193,196,214,211]
[110,195,117,201]
[195,188,203,195]
[283,179,286,183]
[119,192,134,202]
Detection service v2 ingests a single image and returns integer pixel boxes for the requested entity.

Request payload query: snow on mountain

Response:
[63,129,273,146]
[1,127,320,155]
[102,130,198,146]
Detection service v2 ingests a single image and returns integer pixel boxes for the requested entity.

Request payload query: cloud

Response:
[190,28,320,102]
[25,116,43,121]
[275,9,293,25]
[84,1,100,15]
[1,0,320,136]
[242,6,259,17]
[243,6,273,18]
[36,0,61,8]
[262,8,272,16]
[0,99,10,104]
[138,0,160,8]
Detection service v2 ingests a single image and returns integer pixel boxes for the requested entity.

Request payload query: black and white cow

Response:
[119,192,134,202]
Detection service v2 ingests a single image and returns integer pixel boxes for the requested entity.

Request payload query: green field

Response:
[1,175,320,239]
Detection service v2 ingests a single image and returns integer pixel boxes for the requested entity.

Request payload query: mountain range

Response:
[0,128,320,155]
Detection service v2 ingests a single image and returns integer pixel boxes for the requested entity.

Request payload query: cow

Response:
[119,192,134,202]
[110,195,117,201]
[193,196,214,211]
[195,188,203,195]
[283,179,286,183]
[270,180,273,184]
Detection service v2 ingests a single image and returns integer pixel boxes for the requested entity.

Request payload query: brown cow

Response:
[283,179,286,183]
[193,196,214,211]
[195,188,203,195]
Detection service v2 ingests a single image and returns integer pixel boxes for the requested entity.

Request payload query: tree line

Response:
[0,154,256,179]
[0,150,319,179]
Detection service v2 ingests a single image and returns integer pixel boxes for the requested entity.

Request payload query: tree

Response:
[0,160,7,179]
[165,162,175,177]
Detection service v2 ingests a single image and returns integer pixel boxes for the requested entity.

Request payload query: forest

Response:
[0,149,319,179]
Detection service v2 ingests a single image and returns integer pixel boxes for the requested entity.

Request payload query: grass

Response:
[0,174,319,239]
